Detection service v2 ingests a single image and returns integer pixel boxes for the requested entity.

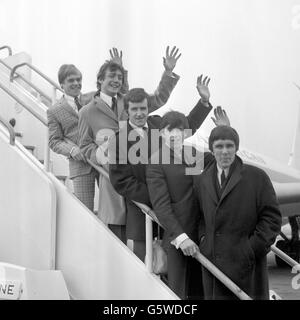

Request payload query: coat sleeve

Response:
[109,134,151,205]
[147,71,180,113]
[186,100,213,135]
[146,163,185,240]
[193,176,206,242]
[249,171,282,259]
[47,108,76,157]
[78,109,99,165]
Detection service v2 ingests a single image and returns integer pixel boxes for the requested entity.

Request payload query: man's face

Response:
[61,72,82,97]
[99,68,123,97]
[212,139,236,169]
[127,99,149,127]
[162,126,185,150]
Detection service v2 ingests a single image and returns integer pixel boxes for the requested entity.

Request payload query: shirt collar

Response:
[216,163,230,177]
[100,91,117,108]
[128,120,148,130]
[64,93,80,103]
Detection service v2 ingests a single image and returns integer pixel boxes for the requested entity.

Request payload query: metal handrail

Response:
[0,82,47,126]
[0,59,52,103]
[271,244,300,267]
[0,46,12,57]
[86,159,252,300]
[0,115,15,145]
[1,62,296,297]
[10,62,62,92]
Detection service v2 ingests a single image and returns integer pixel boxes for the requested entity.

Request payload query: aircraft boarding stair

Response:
[0,47,178,300]
[0,46,297,300]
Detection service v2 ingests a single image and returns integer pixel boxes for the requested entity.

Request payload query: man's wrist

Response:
[200,98,210,107]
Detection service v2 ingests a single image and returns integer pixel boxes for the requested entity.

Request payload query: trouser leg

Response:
[132,240,146,262]
[108,224,126,244]
[72,170,97,212]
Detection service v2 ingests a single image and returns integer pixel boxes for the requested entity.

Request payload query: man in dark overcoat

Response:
[108,74,213,261]
[193,125,282,300]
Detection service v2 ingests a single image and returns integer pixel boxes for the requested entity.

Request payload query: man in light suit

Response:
[47,64,96,210]
[78,46,181,242]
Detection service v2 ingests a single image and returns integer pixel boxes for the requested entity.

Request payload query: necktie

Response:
[221,170,226,187]
[74,96,82,111]
[111,97,118,117]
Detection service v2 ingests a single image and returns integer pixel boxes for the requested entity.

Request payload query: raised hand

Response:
[163,45,181,72]
[211,106,231,126]
[196,74,210,103]
[109,47,123,66]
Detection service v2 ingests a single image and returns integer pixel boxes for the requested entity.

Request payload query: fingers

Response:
[166,45,170,57]
[165,45,181,60]
[197,74,211,86]
[211,117,217,125]
[109,47,122,58]
[182,243,199,256]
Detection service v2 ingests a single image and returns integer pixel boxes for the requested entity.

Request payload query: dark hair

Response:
[58,64,82,85]
[96,61,125,90]
[159,111,189,131]
[208,125,240,151]
[123,88,151,111]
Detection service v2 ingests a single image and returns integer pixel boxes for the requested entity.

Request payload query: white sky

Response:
[1,0,300,164]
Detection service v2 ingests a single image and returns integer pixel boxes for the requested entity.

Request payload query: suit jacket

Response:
[109,99,212,240]
[47,92,93,179]
[78,70,180,224]
[193,156,282,300]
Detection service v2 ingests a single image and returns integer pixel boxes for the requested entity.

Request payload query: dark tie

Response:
[111,97,118,117]
[221,170,226,187]
[74,96,82,111]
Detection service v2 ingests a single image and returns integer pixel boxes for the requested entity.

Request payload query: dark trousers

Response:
[167,245,203,300]
[108,224,126,244]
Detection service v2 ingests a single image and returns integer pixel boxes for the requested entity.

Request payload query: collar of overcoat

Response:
[93,93,125,123]
[202,155,243,206]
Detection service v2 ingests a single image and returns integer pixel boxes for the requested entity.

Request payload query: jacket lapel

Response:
[60,97,78,118]
[94,96,118,122]
[202,163,219,206]
[218,157,242,204]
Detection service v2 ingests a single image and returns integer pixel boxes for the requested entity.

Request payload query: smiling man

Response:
[108,73,213,262]
[47,64,96,210]
[78,46,181,242]
[194,125,282,300]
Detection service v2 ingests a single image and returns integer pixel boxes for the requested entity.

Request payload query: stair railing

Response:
[0,115,15,145]
[0,46,12,57]
[86,159,253,300]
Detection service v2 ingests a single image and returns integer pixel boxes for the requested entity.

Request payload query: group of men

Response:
[47,46,281,300]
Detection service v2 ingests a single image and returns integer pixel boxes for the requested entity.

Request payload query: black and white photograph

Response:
[0,0,300,307]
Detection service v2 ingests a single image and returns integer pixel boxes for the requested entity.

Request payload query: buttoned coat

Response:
[193,156,282,300]
[78,71,179,224]
[109,100,212,240]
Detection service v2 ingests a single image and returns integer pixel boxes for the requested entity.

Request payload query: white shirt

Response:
[64,94,80,113]
[129,120,148,138]
[100,91,116,108]
[216,164,229,186]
